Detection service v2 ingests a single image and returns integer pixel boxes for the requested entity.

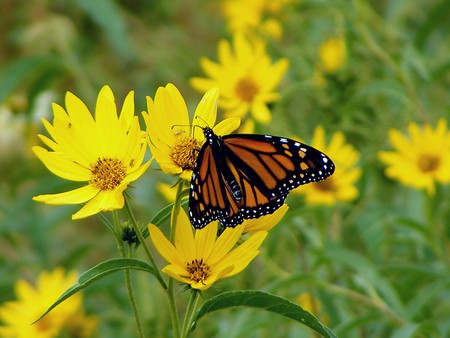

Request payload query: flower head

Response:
[0,268,97,338]
[148,209,267,290]
[318,37,347,74]
[143,84,240,181]
[221,0,296,40]
[190,33,289,125]
[32,86,150,219]
[378,118,450,194]
[294,126,361,205]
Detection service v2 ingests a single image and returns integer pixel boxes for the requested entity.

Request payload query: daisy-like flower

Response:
[0,268,97,338]
[294,126,361,205]
[32,86,150,219]
[318,37,347,74]
[313,36,347,86]
[143,84,240,181]
[190,33,289,125]
[378,118,450,195]
[148,209,268,290]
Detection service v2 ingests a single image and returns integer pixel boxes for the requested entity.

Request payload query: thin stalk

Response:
[166,181,186,338]
[181,290,201,338]
[112,211,145,338]
[123,194,167,289]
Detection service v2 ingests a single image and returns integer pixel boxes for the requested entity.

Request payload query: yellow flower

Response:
[220,0,295,40]
[143,84,240,181]
[296,293,329,327]
[190,33,289,125]
[0,268,97,338]
[242,204,288,232]
[148,209,268,290]
[378,118,450,195]
[294,126,361,205]
[32,86,150,219]
[318,37,347,74]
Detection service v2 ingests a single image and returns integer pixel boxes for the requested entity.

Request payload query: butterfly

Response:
[189,127,335,229]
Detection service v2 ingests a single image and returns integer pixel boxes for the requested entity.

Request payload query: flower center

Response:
[314,177,335,192]
[170,136,203,171]
[418,155,440,173]
[90,158,126,190]
[186,258,211,284]
[235,77,259,102]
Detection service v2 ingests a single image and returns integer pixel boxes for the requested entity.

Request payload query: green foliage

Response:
[193,290,336,338]
[1,0,449,337]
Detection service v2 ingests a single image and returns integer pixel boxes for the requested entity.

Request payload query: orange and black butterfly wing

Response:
[189,132,335,229]
[218,134,335,227]
[189,143,241,229]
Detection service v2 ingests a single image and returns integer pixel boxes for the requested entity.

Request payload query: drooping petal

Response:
[33,185,98,205]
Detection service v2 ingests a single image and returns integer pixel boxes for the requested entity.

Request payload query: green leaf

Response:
[192,290,337,338]
[34,258,154,323]
[141,198,188,238]
[74,0,136,61]
[0,56,64,102]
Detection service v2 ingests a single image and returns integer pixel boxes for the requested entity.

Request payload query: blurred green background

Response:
[1,0,449,337]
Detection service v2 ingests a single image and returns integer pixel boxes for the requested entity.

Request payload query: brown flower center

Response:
[235,77,259,102]
[170,136,203,171]
[186,258,211,284]
[418,155,440,173]
[90,158,126,190]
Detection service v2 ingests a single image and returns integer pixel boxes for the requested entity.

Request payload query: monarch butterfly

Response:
[189,127,335,229]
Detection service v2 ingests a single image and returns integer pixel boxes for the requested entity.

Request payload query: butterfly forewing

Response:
[189,129,335,229]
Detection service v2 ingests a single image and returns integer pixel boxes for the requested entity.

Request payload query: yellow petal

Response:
[32,146,91,182]
[195,221,218,261]
[208,224,245,266]
[174,209,196,262]
[243,204,288,232]
[148,224,184,267]
[33,185,98,205]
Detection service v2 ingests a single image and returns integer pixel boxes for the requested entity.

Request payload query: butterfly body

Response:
[189,127,335,229]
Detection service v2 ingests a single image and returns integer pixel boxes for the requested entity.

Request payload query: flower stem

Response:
[166,181,186,338]
[123,194,167,289]
[124,262,145,338]
[181,290,201,338]
[112,211,145,338]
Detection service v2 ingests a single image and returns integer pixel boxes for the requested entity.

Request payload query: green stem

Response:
[166,181,186,338]
[112,211,145,338]
[170,181,186,242]
[181,290,201,338]
[124,263,145,338]
[317,280,406,326]
[353,0,428,122]
[167,278,181,338]
[123,194,167,289]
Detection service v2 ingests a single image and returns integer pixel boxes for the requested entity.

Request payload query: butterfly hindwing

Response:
[189,129,335,229]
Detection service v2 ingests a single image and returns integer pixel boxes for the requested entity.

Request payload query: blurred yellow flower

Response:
[221,0,295,40]
[294,126,361,205]
[148,209,267,291]
[379,118,450,195]
[318,37,347,74]
[0,268,97,338]
[190,33,289,125]
[296,293,329,326]
[143,84,240,181]
[32,86,150,219]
